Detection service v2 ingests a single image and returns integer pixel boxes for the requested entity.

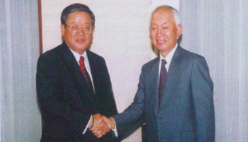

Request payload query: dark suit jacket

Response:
[36,42,118,142]
[113,46,215,142]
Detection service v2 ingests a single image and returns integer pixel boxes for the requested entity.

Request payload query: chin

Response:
[157,46,168,51]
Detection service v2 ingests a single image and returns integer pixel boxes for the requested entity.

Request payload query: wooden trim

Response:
[38,0,43,54]
[38,0,44,128]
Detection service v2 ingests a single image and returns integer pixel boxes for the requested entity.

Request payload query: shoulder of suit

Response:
[86,50,104,61]
[141,57,159,70]
[38,43,67,64]
[40,43,63,57]
[178,46,205,61]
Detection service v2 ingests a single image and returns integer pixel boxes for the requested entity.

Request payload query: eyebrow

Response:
[84,22,91,25]
[150,22,168,26]
[70,22,92,25]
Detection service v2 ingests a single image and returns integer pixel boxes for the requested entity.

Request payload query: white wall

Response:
[41,0,179,141]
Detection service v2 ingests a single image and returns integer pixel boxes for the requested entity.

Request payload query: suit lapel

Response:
[147,57,160,116]
[86,50,97,94]
[158,46,183,112]
[61,43,95,103]
[86,50,106,111]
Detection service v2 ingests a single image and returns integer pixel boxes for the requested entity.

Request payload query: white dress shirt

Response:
[69,49,94,134]
[159,43,178,74]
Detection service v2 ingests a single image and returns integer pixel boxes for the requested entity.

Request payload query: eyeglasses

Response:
[65,24,93,34]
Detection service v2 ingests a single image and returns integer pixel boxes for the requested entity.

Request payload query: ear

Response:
[91,26,95,34]
[61,24,66,36]
[176,24,183,39]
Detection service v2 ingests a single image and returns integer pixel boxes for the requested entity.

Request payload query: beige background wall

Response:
[41,0,179,141]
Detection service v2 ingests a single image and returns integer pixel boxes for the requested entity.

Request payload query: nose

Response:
[156,27,163,37]
[78,27,85,35]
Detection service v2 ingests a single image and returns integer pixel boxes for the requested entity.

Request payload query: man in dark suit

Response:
[36,3,118,142]
[98,5,215,142]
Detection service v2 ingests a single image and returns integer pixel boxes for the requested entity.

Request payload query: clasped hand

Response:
[89,114,115,138]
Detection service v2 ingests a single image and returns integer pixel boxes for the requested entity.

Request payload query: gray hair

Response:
[152,5,180,25]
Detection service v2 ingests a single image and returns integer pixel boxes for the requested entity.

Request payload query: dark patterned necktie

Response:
[79,56,94,91]
[159,59,167,106]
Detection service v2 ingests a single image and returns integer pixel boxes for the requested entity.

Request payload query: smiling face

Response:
[61,11,93,55]
[150,8,182,57]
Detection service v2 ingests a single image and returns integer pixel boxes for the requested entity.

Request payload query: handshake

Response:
[88,113,116,138]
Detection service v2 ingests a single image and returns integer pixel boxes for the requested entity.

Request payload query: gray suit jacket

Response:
[113,46,215,142]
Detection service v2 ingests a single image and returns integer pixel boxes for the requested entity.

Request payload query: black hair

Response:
[61,3,95,26]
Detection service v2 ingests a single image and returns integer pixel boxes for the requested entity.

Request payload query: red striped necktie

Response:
[79,56,94,91]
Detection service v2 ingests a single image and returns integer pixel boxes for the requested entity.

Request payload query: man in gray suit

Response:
[94,5,215,142]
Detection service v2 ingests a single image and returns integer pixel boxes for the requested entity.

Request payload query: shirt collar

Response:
[69,49,88,64]
[159,43,178,63]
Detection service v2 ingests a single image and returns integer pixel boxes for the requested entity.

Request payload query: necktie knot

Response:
[79,56,84,64]
[161,59,167,66]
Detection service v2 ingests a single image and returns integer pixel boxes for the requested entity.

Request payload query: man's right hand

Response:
[89,114,110,138]
[90,114,116,138]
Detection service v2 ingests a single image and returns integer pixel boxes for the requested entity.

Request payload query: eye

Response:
[162,27,168,30]
[151,27,158,31]
[72,25,79,30]
[84,27,91,31]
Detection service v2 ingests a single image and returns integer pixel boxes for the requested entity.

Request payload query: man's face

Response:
[150,8,182,57]
[61,11,93,55]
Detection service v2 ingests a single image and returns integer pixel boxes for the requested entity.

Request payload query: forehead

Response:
[150,8,175,25]
[66,11,92,23]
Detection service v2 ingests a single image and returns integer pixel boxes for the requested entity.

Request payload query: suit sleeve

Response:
[36,55,91,134]
[191,57,215,142]
[112,67,145,137]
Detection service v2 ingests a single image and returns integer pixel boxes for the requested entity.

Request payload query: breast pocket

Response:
[180,131,196,142]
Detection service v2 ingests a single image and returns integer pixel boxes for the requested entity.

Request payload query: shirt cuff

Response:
[82,115,92,134]
[111,118,118,137]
